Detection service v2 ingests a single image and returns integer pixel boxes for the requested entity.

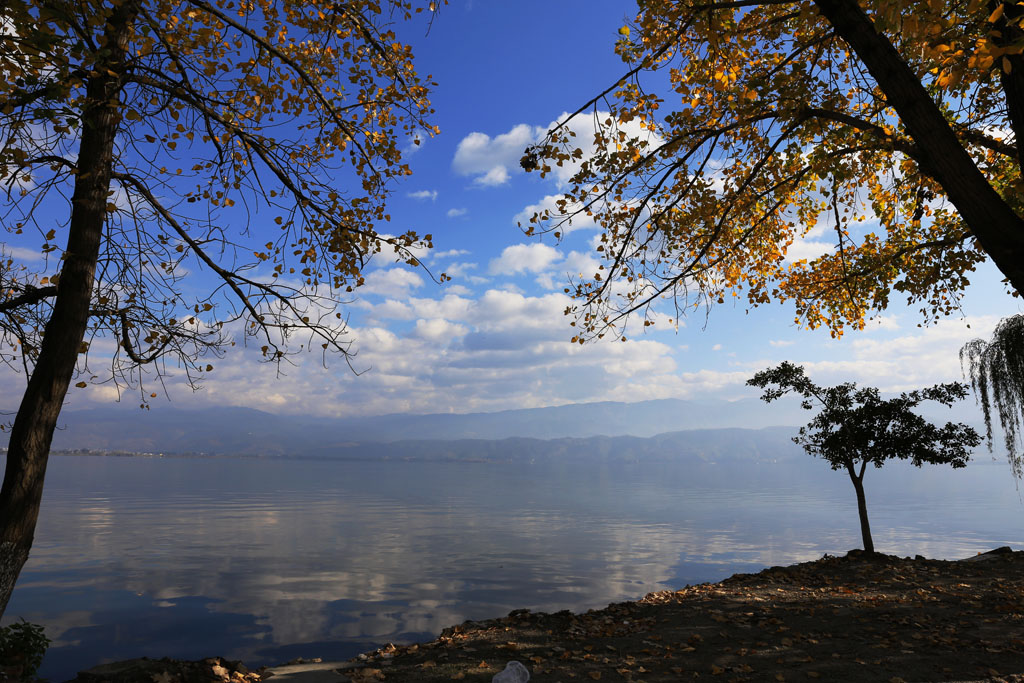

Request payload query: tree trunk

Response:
[848,472,874,554]
[0,2,135,619]
[814,0,1024,297]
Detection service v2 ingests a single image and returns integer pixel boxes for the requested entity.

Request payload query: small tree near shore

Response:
[748,362,981,554]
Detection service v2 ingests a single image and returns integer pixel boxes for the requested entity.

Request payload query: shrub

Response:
[0,619,49,681]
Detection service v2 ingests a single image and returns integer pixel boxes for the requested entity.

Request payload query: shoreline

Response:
[69,547,1024,683]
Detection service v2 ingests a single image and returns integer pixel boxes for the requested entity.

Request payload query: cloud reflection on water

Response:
[4,455,1022,680]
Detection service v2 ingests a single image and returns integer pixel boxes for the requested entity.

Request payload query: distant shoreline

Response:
[8,446,1008,470]
[37,449,500,463]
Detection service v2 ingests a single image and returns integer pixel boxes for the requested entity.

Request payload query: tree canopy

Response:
[0,0,439,618]
[1,0,439,388]
[748,362,981,553]
[523,0,1024,341]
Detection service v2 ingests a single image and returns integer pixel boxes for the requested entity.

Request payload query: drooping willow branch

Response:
[960,314,1024,479]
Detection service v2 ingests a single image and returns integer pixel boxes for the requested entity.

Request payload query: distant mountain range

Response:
[307,426,808,466]
[0,393,986,459]
[18,397,813,456]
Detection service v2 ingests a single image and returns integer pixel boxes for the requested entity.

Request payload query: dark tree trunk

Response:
[991,1,1024,171]
[0,3,135,618]
[814,0,1024,297]
[848,471,874,554]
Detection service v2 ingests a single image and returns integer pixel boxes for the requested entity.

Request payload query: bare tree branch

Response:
[0,285,57,313]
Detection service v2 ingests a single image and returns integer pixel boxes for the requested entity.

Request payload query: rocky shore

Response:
[71,548,1024,683]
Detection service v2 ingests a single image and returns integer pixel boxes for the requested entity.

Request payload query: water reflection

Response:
[2,455,1021,681]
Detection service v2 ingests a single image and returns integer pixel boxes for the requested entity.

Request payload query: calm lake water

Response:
[3,453,1023,681]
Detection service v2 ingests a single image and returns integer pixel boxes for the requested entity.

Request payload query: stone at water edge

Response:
[73,656,263,683]
[961,546,1015,562]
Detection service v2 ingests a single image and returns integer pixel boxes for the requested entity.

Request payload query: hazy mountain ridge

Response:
[303,426,806,465]
[3,394,986,461]
[24,397,812,456]
[46,426,804,468]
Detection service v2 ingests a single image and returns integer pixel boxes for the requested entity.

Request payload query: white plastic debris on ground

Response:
[491,660,530,683]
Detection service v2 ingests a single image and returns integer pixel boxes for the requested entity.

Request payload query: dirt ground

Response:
[336,548,1024,683]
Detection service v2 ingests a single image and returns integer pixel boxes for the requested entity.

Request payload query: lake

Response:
[3,453,1022,681]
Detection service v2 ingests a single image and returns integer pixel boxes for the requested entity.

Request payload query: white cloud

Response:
[84,285,694,418]
[720,316,1002,419]
[783,206,885,265]
[374,233,432,264]
[515,194,596,234]
[785,238,832,263]
[542,111,660,188]
[404,127,432,154]
[429,248,469,261]
[447,208,468,218]
[452,112,659,191]
[367,299,415,320]
[1,245,44,262]
[489,243,561,275]
[407,189,438,201]
[26,277,1005,425]
[533,273,559,291]
[360,268,424,298]
[471,289,564,328]
[443,261,478,279]
[474,166,510,187]
[863,315,901,332]
[560,250,601,278]
[406,293,475,322]
[679,368,751,394]
[598,339,678,378]
[452,124,544,187]
[644,309,684,331]
[829,315,1001,392]
[443,284,473,296]
[534,250,601,290]
[712,344,723,351]
[413,318,468,344]
[662,315,1009,415]
[769,340,795,347]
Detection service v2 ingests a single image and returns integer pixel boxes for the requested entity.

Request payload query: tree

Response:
[0,0,440,618]
[748,362,981,553]
[960,314,1024,477]
[522,0,1024,342]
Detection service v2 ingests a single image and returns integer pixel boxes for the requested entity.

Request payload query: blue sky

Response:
[2,1,1021,419]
